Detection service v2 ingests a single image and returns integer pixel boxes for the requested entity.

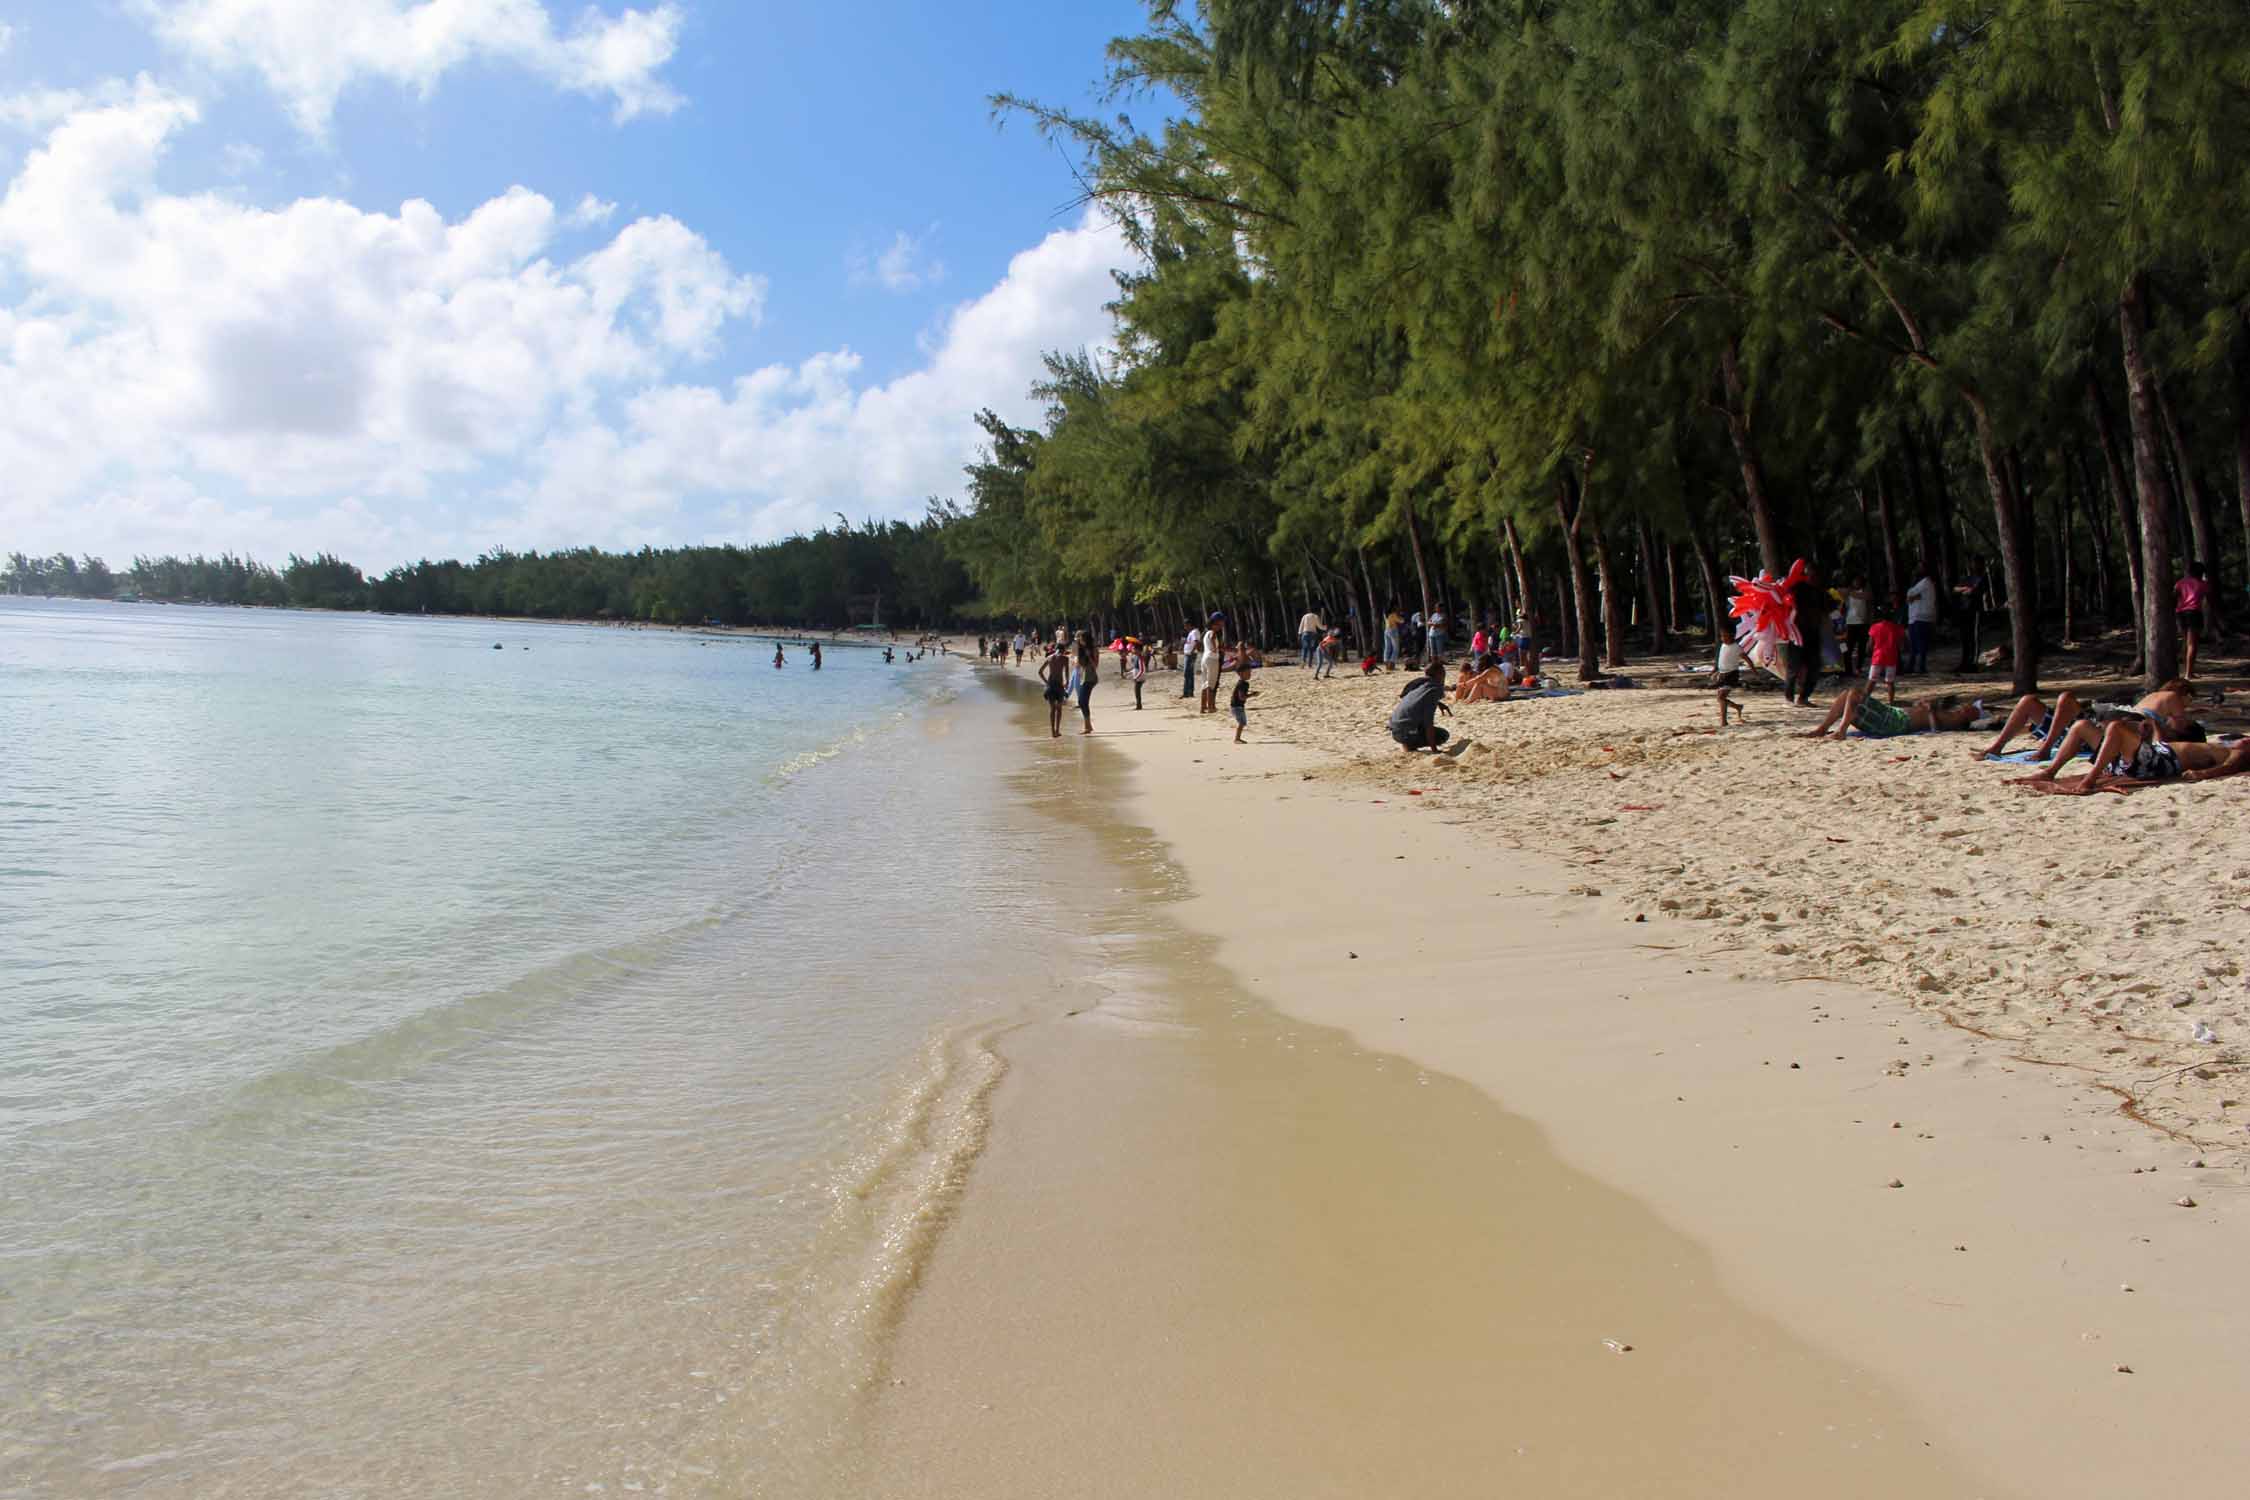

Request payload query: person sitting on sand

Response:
[1451,655,1512,703]
[1799,684,1988,741]
[1390,662,1459,751]
[1972,681,2199,762]
[2009,718,2250,795]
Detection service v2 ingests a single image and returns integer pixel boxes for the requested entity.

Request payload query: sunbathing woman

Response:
[1972,681,2197,761]
[2008,717,2250,794]
[1800,684,1987,741]
[1451,655,1512,703]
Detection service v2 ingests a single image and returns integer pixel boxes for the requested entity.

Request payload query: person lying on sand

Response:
[2008,717,2250,794]
[1973,681,2199,761]
[1451,655,1512,703]
[1799,685,1986,741]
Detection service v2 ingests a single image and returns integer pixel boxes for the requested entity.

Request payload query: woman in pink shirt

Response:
[2175,560,2211,680]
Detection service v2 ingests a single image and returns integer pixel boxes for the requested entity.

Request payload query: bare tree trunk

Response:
[1873,466,1905,610]
[1501,516,1533,627]
[1685,521,1727,652]
[2235,318,2250,637]
[2086,378,2145,662]
[2154,373,2223,635]
[1356,544,1381,661]
[1553,468,1603,682]
[1899,420,1944,589]
[2059,452,2078,645]
[2121,275,2180,687]
[1665,541,1683,636]
[1400,497,1435,626]
[1589,513,1626,668]
[1963,403,2040,693]
[1633,514,1667,655]
[1717,338,1786,574]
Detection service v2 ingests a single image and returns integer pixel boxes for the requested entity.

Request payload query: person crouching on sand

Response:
[1230,662,1256,743]
[1390,662,1459,752]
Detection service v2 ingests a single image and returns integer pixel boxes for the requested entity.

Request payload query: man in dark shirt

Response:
[1786,566,1824,706]
[1389,662,1456,751]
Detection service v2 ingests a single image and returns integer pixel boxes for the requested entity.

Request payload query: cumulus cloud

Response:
[141,0,686,134]
[850,228,945,294]
[0,83,760,553]
[522,209,1128,546]
[0,87,1133,569]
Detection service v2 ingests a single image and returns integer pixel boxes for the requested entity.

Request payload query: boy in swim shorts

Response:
[1229,663,1256,743]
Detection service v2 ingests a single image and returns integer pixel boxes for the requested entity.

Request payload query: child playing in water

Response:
[1229,662,1256,743]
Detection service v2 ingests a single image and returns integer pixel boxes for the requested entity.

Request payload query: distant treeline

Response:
[5,515,979,627]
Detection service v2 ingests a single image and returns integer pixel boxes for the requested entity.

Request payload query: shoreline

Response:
[883,652,2249,1495]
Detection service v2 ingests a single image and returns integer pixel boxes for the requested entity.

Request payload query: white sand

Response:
[1048,654,2250,1496]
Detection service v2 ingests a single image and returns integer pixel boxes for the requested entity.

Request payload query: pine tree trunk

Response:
[1356,545,1381,662]
[1635,514,1668,655]
[2235,319,2250,634]
[1401,497,1435,625]
[1967,404,2040,694]
[1665,541,1683,636]
[2120,275,2180,687]
[1685,523,1727,652]
[1898,420,1944,589]
[2086,379,2145,659]
[1502,516,1533,628]
[1717,338,1786,574]
[2154,374,2222,635]
[1873,466,1905,610]
[1553,472,1603,682]
[1589,514,1626,668]
[2059,453,2078,645]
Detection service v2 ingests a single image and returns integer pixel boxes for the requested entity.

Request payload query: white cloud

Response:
[142,0,686,135]
[0,23,14,56]
[0,84,761,558]
[522,209,1128,546]
[851,227,945,293]
[0,89,1133,570]
[567,192,617,229]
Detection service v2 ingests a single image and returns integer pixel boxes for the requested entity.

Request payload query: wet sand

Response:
[858,682,2003,1498]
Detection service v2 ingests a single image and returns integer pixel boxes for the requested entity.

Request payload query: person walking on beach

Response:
[1181,623,1201,699]
[1012,631,1026,666]
[2176,560,2211,680]
[1298,607,1325,670]
[1073,630,1099,735]
[1229,662,1257,743]
[1039,642,1069,738]
[1198,624,1222,714]
[1841,577,1871,676]
[1905,566,1938,674]
[1865,606,1905,705]
[1126,640,1146,709]
[1785,566,1823,706]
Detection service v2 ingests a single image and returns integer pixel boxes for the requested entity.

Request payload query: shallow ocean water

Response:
[0,600,1093,1497]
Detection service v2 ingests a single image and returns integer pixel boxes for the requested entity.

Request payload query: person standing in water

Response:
[1073,630,1100,735]
[810,641,822,670]
[772,644,784,669]
[1039,642,1069,737]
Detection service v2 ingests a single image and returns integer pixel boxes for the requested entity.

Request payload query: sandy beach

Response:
[867,648,2249,1497]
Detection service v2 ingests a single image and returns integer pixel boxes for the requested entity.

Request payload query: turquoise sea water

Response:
[0,599,1089,1497]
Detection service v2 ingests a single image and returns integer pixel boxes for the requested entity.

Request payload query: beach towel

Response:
[1982,747,2092,765]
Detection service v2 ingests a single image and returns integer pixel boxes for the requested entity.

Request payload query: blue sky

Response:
[0,2,1161,568]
